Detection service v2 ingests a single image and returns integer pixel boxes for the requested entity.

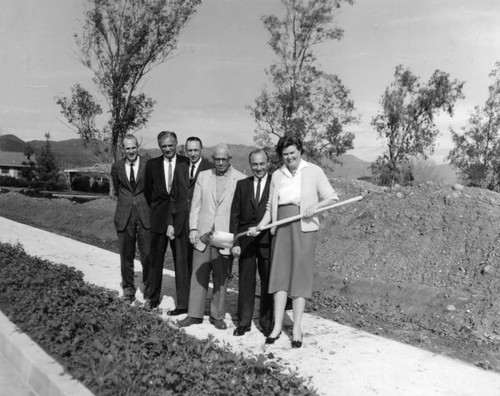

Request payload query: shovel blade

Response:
[208,231,235,249]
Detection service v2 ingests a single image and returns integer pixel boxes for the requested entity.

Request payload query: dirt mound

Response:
[313,179,500,367]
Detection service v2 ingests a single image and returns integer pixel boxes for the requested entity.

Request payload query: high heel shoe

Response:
[291,336,303,348]
[265,331,282,344]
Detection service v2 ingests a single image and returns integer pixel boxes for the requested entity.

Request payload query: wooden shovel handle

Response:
[235,195,363,239]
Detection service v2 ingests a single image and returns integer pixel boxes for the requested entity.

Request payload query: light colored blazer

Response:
[266,160,338,233]
[190,167,246,252]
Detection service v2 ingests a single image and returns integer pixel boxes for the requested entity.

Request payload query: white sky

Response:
[0,0,499,162]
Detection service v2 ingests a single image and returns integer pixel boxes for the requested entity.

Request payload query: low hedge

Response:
[0,243,315,396]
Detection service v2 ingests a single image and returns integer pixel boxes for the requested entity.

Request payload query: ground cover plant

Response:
[0,243,316,396]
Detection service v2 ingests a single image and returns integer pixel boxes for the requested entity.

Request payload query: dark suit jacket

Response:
[111,157,150,232]
[230,175,271,250]
[187,158,213,203]
[144,155,176,234]
[170,156,213,237]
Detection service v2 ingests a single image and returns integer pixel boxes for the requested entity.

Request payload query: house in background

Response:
[0,151,32,178]
[63,163,111,191]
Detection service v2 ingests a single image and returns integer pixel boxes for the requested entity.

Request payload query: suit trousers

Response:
[188,246,230,320]
[172,221,192,310]
[237,241,273,330]
[117,206,150,299]
[147,232,175,306]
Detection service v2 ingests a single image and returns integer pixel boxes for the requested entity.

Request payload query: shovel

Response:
[199,195,363,249]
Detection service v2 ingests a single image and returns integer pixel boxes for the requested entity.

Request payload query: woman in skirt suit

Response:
[250,136,338,348]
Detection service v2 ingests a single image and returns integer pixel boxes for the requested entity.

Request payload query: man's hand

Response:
[166,225,175,240]
[231,246,241,258]
[189,230,198,245]
[247,226,261,237]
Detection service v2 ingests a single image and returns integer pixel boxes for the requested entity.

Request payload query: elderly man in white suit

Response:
[178,144,246,330]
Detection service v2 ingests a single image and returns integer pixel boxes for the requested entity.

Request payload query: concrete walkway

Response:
[1,216,500,395]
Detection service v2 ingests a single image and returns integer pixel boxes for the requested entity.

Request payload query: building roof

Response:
[0,151,31,167]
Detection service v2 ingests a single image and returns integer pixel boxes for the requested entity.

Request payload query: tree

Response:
[36,133,60,182]
[371,65,465,186]
[56,0,201,161]
[21,142,36,181]
[447,63,500,189]
[248,0,358,163]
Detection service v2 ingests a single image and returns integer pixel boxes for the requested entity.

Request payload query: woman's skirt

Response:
[268,204,318,298]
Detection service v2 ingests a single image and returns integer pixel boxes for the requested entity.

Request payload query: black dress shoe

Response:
[265,331,282,344]
[291,337,303,348]
[167,308,188,316]
[233,326,251,336]
[178,316,203,327]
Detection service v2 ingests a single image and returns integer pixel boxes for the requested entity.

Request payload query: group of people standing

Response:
[111,131,338,348]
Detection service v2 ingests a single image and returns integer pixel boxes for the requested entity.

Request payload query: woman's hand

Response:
[247,226,262,237]
[303,205,318,219]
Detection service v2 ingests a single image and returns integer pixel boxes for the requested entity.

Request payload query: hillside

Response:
[0,134,461,183]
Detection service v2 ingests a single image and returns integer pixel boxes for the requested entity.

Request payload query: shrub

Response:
[0,175,29,188]
[72,175,91,192]
[0,243,315,396]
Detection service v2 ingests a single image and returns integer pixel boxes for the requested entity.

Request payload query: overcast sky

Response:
[1,0,499,162]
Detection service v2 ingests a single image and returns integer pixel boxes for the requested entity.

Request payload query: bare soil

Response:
[1,180,500,371]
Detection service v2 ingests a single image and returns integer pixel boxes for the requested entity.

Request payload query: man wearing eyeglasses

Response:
[178,144,245,330]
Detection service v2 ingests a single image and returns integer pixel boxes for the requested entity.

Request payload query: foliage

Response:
[72,175,92,192]
[371,65,465,186]
[447,63,500,190]
[0,175,29,188]
[56,0,201,161]
[36,133,61,183]
[0,243,316,396]
[249,0,357,163]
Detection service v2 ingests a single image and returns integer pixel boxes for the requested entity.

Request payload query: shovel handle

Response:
[235,195,363,239]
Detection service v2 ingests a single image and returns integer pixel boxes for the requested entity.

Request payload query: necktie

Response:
[190,164,195,180]
[255,177,261,206]
[167,159,173,193]
[129,163,136,189]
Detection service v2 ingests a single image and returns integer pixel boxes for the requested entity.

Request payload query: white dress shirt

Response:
[163,155,177,192]
[125,157,140,182]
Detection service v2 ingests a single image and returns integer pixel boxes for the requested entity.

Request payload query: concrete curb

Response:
[0,311,94,396]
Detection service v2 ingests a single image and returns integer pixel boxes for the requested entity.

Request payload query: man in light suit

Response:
[111,134,150,303]
[178,144,246,330]
[167,136,213,316]
[144,131,180,310]
[230,149,274,336]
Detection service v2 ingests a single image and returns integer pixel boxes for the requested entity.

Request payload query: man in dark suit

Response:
[230,149,274,336]
[167,136,213,315]
[144,131,180,310]
[111,134,150,303]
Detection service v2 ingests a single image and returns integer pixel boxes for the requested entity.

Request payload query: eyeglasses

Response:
[213,157,230,163]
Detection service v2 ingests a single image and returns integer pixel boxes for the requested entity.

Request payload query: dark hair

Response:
[186,136,203,148]
[157,131,177,142]
[275,135,303,157]
[248,149,269,163]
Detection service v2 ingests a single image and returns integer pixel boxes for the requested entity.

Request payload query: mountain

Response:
[0,134,460,183]
[0,134,26,152]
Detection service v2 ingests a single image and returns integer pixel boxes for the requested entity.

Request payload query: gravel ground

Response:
[2,181,500,371]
